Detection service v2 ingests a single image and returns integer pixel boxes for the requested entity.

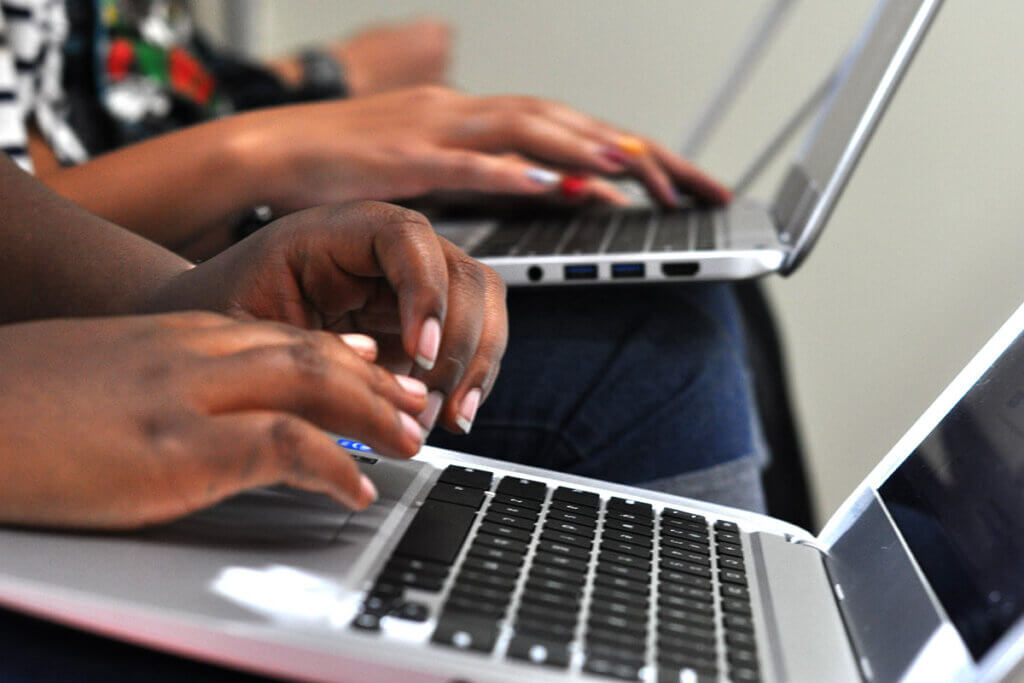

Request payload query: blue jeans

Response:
[428,283,767,512]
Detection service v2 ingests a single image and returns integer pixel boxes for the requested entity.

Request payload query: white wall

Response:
[201,1,1024,528]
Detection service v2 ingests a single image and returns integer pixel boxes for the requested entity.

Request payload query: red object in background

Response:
[559,174,588,199]
[169,47,214,104]
[107,38,134,80]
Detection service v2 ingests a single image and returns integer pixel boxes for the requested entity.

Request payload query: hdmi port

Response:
[564,264,598,280]
[662,262,700,277]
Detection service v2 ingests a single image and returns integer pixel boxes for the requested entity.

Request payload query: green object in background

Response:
[134,41,168,85]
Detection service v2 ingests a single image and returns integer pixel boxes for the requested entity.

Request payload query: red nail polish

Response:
[601,146,630,165]
[559,175,588,198]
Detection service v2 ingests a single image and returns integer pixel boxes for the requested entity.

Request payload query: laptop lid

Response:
[818,301,1024,682]
[771,0,943,274]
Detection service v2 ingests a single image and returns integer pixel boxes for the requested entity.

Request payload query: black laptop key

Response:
[722,598,753,616]
[662,525,708,542]
[663,518,712,534]
[438,465,493,490]
[717,542,745,559]
[549,499,600,519]
[658,620,716,645]
[714,520,739,533]
[443,595,507,619]
[536,539,591,561]
[516,602,580,627]
[487,502,540,522]
[604,509,653,527]
[695,213,716,251]
[426,482,485,509]
[471,221,531,258]
[657,634,719,660]
[660,558,712,578]
[546,508,597,528]
[603,528,652,548]
[661,581,714,602]
[540,529,593,549]
[586,626,644,650]
[529,562,587,585]
[592,585,650,607]
[432,614,499,652]
[727,648,759,667]
[593,573,648,596]
[393,601,430,622]
[477,521,532,543]
[552,486,600,509]
[605,210,653,253]
[483,512,536,531]
[658,593,714,615]
[496,477,548,502]
[661,536,711,554]
[661,548,710,566]
[449,583,513,606]
[719,557,746,573]
[601,540,651,560]
[532,552,589,573]
[658,606,715,630]
[507,635,571,668]
[599,551,651,571]
[651,210,694,251]
[514,617,577,642]
[466,544,524,566]
[455,569,518,592]
[729,666,762,683]
[721,584,750,601]
[351,612,381,632]
[493,493,542,511]
[716,530,741,544]
[587,612,647,636]
[725,614,755,633]
[545,519,594,537]
[394,500,477,565]
[726,631,758,652]
[584,642,645,668]
[362,594,399,617]
[657,665,717,683]
[659,569,713,591]
[589,598,649,622]
[596,561,649,583]
[525,576,583,598]
[380,568,445,592]
[384,557,449,579]
[720,569,748,586]
[519,589,580,612]
[582,656,641,681]
[462,556,521,578]
[662,509,707,524]
[606,497,653,517]
[473,533,528,554]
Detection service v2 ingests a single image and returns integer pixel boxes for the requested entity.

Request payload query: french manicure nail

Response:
[339,333,377,358]
[400,411,425,445]
[456,388,481,434]
[417,390,445,431]
[415,317,441,371]
[395,375,428,398]
[359,473,379,505]
[526,167,561,186]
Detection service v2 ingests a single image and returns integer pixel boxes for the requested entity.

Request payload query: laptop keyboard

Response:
[469,208,720,259]
[352,466,761,682]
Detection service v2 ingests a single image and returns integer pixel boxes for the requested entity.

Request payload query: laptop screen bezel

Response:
[769,0,943,275]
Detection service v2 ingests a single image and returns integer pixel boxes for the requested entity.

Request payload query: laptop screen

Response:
[878,336,1024,660]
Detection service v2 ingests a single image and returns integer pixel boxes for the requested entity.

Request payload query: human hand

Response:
[147,202,508,436]
[0,313,431,529]
[243,86,730,212]
[331,18,451,96]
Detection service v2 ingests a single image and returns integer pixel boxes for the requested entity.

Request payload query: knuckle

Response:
[284,339,330,382]
[448,254,489,293]
[408,84,450,103]
[266,416,309,472]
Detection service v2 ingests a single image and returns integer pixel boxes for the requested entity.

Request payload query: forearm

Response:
[33,116,267,254]
[0,157,192,323]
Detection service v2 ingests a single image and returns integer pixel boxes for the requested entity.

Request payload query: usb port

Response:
[564,264,598,280]
[661,262,700,277]
[611,263,645,279]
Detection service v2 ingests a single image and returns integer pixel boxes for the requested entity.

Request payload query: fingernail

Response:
[340,333,377,359]
[400,411,426,445]
[559,174,588,199]
[417,390,445,431]
[616,135,647,157]
[600,145,629,166]
[455,388,481,434]
[526,167,561,187]
[395,375,428,398]
[359,473,379,505]
[415,317,442,371]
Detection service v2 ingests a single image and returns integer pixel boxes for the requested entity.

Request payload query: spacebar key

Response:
[394,500,478,565]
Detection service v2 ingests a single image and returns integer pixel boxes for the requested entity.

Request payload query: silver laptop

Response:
[434,0,940,287]
[1,300,1024,682]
